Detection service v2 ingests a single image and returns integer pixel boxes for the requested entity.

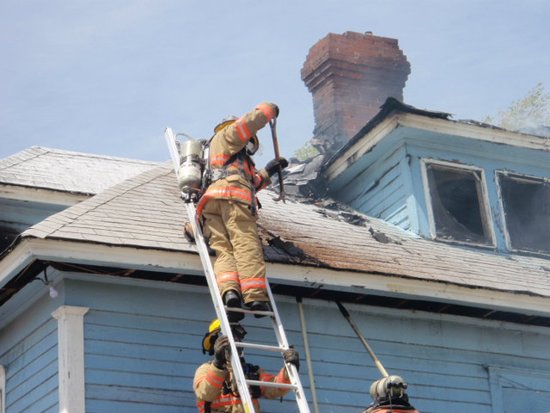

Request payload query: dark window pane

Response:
[499,174,550,253]
[427,164,491,245]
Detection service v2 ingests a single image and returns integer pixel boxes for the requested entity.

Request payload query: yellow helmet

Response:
[202,319,221,355]
[214,115,238,134]
[201,319,248,355]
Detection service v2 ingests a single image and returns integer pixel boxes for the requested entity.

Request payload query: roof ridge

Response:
[28,146,160,165]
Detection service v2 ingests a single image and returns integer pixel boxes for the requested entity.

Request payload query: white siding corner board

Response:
[52,305,89,413]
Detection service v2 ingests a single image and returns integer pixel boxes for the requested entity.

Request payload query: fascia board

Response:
[2,239,550,319]
[398,113,550,150]
[267,263,550,319]
[0,239,205,283]
[0,239,36,289]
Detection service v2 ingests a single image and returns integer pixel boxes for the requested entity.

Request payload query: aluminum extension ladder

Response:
[165,128,311,413]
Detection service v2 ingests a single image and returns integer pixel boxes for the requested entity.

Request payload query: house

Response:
[1,31,550,413]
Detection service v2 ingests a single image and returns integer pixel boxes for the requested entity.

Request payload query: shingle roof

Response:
[20,164,550,299]
[0,146,158,195]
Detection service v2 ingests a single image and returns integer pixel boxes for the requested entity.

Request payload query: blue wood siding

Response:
[3,275,550,412]
[332,145,413,231]
[64,277,550,413]
[0,296,59,413]
[62,278,308,413]
[295,298,550,413]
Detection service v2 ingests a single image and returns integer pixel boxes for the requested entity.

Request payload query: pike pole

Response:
[336,301,420,413]
[336,301,389,377]
[269,118,286,203]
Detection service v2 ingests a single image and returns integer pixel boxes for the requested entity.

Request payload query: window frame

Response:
[496,170,550,254]
[420,158,496,247]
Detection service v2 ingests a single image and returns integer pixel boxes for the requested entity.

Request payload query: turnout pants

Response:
[202,199,268,304]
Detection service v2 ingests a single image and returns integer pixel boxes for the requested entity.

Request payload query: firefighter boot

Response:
[223,290,244,322]
[248,301,272,318]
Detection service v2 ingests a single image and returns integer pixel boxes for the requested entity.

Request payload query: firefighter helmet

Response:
[202,319,221,355]
[214,115,238,134]
[201,319,247,355]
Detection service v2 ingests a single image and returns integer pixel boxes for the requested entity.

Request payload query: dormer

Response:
[323,98,550,255]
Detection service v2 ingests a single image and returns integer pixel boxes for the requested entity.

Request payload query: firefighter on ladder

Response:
[195,102,289,322]
[194,319,300,413]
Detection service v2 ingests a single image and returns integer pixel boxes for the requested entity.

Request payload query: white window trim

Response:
[52,305,89,413]
[420,158,496,247]
[495,169,550,254]
[0,365,5,413]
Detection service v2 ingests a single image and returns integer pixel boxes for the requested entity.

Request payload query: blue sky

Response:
[1,0,549,167]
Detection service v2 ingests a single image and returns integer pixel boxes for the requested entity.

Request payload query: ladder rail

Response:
[164,128,181,173]
[266,283,311,412]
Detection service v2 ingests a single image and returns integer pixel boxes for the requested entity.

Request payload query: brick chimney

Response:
[301,31,410,153]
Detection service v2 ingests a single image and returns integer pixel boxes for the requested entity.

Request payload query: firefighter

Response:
[194,319,300,413]
[196,102,289,322]
[362,376,420,413]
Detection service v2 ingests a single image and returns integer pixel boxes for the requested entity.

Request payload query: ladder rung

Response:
[224,306,274,317]
[246,379,298,390]
[237,342,284,352]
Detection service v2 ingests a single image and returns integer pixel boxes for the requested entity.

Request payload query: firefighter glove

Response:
[213,335,229,369]
[283,347,300,371]
[265,157,289,177]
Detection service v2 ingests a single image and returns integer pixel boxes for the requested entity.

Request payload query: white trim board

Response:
[0,365,5,413]
[52,305,89,413]
[2,238,550,320]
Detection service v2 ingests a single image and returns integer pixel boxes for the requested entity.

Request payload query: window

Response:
[498,172,550,254]
[423,161,493,246]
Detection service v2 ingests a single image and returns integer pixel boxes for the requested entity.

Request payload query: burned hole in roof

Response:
[258,226,324,266]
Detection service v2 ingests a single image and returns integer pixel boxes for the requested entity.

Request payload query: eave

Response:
[2,237,550,326]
